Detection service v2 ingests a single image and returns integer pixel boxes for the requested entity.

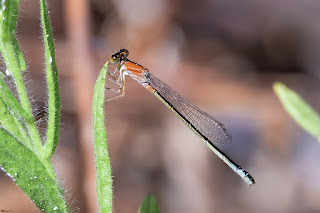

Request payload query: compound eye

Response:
[110,54,119,63]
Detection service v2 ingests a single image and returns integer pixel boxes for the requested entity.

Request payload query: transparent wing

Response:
[146,73,232,146]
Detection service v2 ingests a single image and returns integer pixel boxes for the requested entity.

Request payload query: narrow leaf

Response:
[93,62,113,213]
[0,128,69,212]
[0,0,43,156]
[138,195,160,213]
[0,73,33,149]
[0,72,32,122]
[273,82,320,141]
[39,0,61,159]
[0,98,32,149]
[0,0,26,72]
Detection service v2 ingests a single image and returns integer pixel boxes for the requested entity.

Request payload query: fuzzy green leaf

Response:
[0,73,33,149]
[0,0,26,72]
[0,0,43,156]
[0,97,32,149]
[39,0,61,159]
[138,195,160,213]
[273,82,320,141]
[0,72,32,121]
[0,128,69,212]
[93,62,113,213]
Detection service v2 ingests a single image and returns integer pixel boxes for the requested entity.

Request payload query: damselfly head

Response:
[119,49,129,58]
[110,49,129,64]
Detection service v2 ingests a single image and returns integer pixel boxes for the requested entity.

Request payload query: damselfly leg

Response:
[105,63,126,101]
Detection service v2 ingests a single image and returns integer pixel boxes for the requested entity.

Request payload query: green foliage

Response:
[0,0,26,72]
[0,0,69,212]
[0,0,43,156]
[138,195,160,213]
[0,0,159,212]
[273,82,320,142]
[0,92,32,150]
[92,62,113,213]
[39,0,61,159]
[0,129,69,212]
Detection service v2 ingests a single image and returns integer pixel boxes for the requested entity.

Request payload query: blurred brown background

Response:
[1,0,320,212]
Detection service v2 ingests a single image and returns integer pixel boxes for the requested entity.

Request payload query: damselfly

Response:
[106,49,255,186]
